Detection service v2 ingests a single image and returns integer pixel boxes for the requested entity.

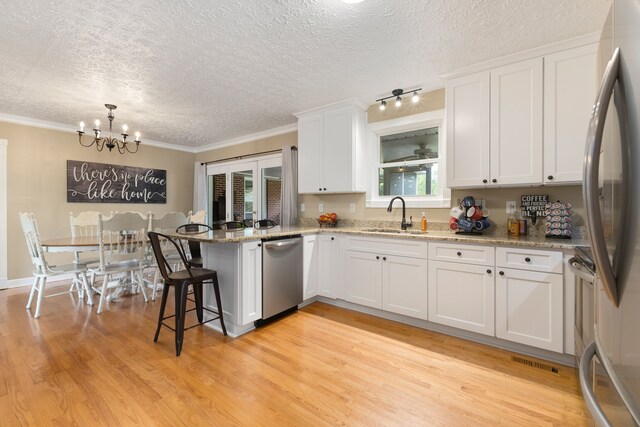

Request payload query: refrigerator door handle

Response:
[583,47,621,307]
[579,341,613,427]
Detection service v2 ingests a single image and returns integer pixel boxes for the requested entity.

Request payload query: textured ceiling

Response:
[0,0,610,149]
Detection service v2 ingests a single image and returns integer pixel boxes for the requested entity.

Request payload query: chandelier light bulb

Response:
[395,96,402,108]
[412,91,420,103]
[122,124,128,133]
[380,100,386,111]
[79,121,85,132]
[135,131,141,142]
[94,119,100,128]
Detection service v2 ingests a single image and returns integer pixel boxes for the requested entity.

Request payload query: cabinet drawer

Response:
[496,247,563,274]
[428,242,494,266]
[345,237,428,258]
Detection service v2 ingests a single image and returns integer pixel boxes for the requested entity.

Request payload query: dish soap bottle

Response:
[421,212,427,232]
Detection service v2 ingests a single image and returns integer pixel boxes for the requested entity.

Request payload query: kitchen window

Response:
[366,111,450,208]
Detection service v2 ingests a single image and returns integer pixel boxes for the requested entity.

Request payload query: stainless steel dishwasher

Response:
[260,235,303,323]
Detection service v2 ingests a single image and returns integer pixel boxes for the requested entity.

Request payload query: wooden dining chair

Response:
[90,212,151,314]
[148,231,227,356]
[19,212,93,318]
[188,210,207,225]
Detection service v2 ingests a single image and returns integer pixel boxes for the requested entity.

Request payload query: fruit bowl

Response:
[317,218,339,228]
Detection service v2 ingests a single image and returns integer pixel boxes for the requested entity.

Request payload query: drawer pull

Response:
[331,237,334,241]
[482,179,488,184]
[376,256,380,260]
[499,271,505,276]
[486,269,492,274]
[383,257,387,261]
[524,257,531,262]
[456,251,462,256]
[492,178,497,183]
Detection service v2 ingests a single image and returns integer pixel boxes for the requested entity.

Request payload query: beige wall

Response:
[2,121,195,280]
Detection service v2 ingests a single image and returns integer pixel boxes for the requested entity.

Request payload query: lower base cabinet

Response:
[428,261,495,336]
[495,268,564,352]
[343,249,428,319]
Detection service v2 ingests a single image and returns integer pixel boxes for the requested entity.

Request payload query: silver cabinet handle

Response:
[583,47,620,306]
[579,342,612,427]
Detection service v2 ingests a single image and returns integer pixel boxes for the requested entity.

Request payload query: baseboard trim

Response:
[314,296,577,368]
[7,273,75,289]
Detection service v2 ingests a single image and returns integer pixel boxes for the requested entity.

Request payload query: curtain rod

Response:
[200,146,297,166]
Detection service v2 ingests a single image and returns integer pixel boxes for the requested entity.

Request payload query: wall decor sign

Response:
[67,160,166,204]
[520,194,548,218]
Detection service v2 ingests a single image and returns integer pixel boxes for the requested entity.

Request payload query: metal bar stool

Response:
[147,231,227,356]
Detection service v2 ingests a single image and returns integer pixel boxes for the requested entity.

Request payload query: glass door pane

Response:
[230,163,256,226]
[261,166,282,224]
[207,167,228,227]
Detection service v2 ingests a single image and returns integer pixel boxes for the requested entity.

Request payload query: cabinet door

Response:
[343,250,382,309]
[382,255,428,320]
[428,261,495,336]
[303,235,319,300]
[317,235,339,298]
[490,58,543,186]
[544,44,598,184]
[298,114,324,193]
[496,268,563,352]
[323,106,354,192]
[446,71,491,188]
[240,240,262,324]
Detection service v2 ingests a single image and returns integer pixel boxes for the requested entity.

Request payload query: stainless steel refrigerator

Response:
[580,0,640,425]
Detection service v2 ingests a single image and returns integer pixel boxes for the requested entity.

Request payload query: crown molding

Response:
[193,122,298,153]
[294,98,369,118]
[440,32,601,81]
[0,112,195,153]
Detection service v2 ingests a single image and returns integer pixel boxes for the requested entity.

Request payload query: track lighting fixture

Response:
[376,88,422,111]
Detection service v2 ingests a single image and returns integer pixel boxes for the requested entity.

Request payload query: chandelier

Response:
[77,104,141,154]
[376,88,422,111]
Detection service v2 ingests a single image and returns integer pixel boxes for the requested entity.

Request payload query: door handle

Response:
[579,342,613,427]
[263,239,301,249]
[583,47,621,306]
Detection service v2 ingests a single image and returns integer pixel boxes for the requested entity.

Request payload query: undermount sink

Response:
[361,228,424,234]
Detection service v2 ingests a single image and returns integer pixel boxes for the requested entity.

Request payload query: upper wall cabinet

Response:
[296,101,367,194]
[543,44,598,184]
[446,58,543,188]
[445,43,597,189]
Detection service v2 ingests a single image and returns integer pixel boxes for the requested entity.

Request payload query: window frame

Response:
[365,110,451,208]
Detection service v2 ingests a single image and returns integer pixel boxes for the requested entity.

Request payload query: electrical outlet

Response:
[506,201,516,214]
[300,203,305,212]
[319,203,324,212]
[349,203,356,213]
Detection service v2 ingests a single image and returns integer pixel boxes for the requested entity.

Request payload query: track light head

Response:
[395,96,402,108]
[380,100,386,111]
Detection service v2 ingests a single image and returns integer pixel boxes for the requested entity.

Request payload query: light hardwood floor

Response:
[0,283,591,426]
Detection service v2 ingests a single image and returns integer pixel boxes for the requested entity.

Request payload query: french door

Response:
[206,154,282,226]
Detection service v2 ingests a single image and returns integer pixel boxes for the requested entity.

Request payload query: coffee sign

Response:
[520,194,548,218]
[67,160,166,204]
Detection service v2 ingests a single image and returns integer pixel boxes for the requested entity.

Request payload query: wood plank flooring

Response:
[0,283,591,426]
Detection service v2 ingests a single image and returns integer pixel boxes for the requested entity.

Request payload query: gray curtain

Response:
[193,161,207,222]
[281,146,298,226]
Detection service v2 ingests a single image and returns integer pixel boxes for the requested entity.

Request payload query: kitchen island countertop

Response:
[170,225,587,250]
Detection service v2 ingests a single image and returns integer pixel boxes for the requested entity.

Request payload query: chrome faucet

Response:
[387,196,412,230]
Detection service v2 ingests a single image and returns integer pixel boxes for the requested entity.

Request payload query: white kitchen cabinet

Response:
[490,58,543,186]
[543,44,598,184]
[382,255,428,320]
[427,241,495,336]
[495,267,564,353]
[445,71,491,188]
[240,240,262,324]
[446,58,543,188]
[343,236,428,318]
[303,234,319,300]
[428,261,495,336]
[296,102,367,194]
[317,234,339,298]
[343,249,382,309]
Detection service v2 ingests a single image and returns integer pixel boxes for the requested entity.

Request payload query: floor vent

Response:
[511,356,559,374]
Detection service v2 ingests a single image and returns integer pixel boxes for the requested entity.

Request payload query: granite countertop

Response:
[170,224,588,250]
